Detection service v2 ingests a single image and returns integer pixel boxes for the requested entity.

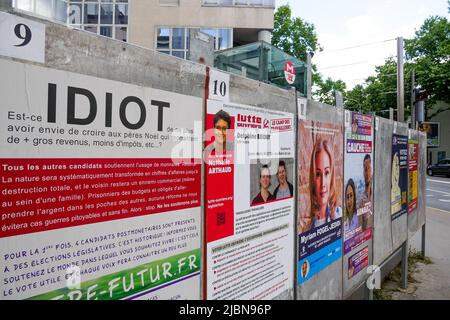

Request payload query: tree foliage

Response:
[272,4,320,62]
[313,77,346,106]
[345,16,449,119]
[272,4,344,102]
[272,7,449,117]
[404,16,450,105]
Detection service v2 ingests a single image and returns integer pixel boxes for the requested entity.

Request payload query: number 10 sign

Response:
[0,11,45,63]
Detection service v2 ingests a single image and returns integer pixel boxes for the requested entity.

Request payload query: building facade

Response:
[425,101,450,165]
[12,0,275,60]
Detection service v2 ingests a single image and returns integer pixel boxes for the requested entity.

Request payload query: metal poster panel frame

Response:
[0,59,203,300]
[297,119,343,285]
[391,134,408,221]
[205,100,295,300]
[343,112,373,256]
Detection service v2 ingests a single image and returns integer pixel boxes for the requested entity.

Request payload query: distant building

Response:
[424,101,450,164]
[12,0,275,60]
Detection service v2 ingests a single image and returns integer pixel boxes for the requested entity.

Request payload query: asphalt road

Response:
[426,176,450,213]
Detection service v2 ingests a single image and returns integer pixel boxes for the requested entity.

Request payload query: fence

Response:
[0,9,427,300]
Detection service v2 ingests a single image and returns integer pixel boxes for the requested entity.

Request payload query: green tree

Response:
[314,77,347,106]
[405,16,450,105]
[345,16,448,119]
[345,58,414,118]
[272,4,320,62]
[273,4,346,102]
[345,84,368,112]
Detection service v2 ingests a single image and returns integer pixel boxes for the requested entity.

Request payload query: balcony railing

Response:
[203,0,275,8]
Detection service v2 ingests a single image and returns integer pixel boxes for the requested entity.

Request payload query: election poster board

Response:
[408,140,419,213]
[297,120,343,285]
[0,59,202,300]
[205,100,295,300]
[391,134,408,221]
[343,112,373,257]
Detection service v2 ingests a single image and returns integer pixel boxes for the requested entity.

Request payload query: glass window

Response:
[115,26,127,42]
[157,28,170,49]
[100,4,113,24]
[15,0,33,11]
[218,29,232,50]
[115,3,128,25]
[55,0,69,23]
[200,28,217,49]
[68,3,82,24]
[172,28,185,50]
[35,0,53,17]
[84,25,98,34]
[158,50,170,55]
[171,51,185,59]
[159,0,179,5]
[100,26,112,38]
[84,3,99,24]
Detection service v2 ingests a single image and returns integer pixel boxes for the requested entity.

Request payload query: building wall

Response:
[427,101,450,164]
[129,0,274,49]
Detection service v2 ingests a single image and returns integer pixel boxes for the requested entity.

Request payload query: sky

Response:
[276,0,449,89]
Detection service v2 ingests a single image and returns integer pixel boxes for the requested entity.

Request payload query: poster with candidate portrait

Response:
[408,140,419,213]
[297,120,343,284]
[343,112,373,255]
[205,100,295,300]
[391,134,408,221]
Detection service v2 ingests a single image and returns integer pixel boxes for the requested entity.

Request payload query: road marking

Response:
[428,179,450,184]
[439,199,450,203]
[426,194,434,197]
[427,188,450,195]
[427,206,450,214]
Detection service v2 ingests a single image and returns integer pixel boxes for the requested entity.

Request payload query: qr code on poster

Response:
[217,212,226,226]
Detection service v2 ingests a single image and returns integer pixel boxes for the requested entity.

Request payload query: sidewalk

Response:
[381,207,450,300]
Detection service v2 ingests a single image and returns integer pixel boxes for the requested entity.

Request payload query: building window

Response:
[203,0,274,7]
[156,27,233,59]
[159,0,179,6]
[13,0,69,23]
[68,0,129,42]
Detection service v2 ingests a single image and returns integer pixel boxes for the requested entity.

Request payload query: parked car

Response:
[427,158,450,177]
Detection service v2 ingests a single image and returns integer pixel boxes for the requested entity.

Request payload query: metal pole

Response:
[335,90,343,108]
[411,69,416,128]
[401,241,408,289]
[421,224,426,257]
[307,52,312,100]
[397,37,405,122]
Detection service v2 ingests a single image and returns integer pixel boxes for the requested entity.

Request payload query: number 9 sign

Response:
[14,23,32,47]
[0,11,45,63]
